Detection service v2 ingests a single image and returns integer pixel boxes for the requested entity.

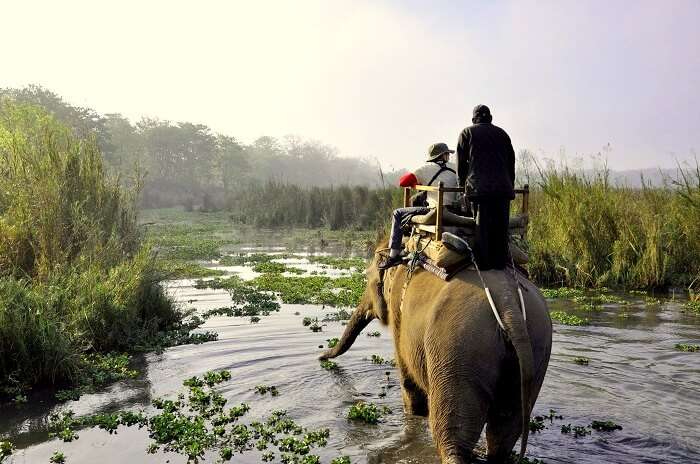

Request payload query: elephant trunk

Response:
[319,304,375,360]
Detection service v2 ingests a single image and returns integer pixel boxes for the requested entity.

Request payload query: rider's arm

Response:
[456,129,470,187]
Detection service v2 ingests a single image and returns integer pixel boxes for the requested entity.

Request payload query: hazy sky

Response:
[2,0,699,170]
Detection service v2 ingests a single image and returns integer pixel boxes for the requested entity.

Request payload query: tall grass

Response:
[0,99,176,392]
[527,165,700,289]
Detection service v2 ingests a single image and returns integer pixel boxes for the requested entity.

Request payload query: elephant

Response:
[320,250,552,464]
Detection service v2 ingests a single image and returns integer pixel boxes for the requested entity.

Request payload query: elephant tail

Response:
[500,281,535,461]
[319,303,375,360]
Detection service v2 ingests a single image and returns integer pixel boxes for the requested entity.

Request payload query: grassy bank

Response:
[527,166,700,290]
[0,100,182,397]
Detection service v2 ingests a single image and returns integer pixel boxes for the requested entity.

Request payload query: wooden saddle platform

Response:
[400,183,530,280]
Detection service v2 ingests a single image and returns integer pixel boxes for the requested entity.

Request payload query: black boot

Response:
[378,254,403,270]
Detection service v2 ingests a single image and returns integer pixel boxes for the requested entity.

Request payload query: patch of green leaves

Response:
[369,355,396,366]
[47,371,333,463]
[198,276,281,319]
[253,261,305,274]
[49,451,66,463]
[322,310,353,322]
[0,441,14,463]
[307,256,365,270]
[675,343,700,352]
[251,272,365,308]
[573,357,590,365]
[550,311,589,326]
[255,385,280,396]
[54,353,139,403]
[347,402,390,425]
[542,287,585,299]
[591,420,622,431]
[319,361,339,372]
[155,260,225,279]
[683,300,700,314]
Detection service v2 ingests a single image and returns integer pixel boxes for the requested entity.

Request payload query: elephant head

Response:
[319,250,393,360]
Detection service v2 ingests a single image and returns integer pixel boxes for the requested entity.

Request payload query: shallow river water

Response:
[2,244,700,464]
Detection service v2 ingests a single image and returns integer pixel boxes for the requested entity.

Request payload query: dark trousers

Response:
[389,206,431,250]
[471,198,510,270]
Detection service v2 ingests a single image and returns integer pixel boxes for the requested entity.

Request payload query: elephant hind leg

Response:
[485,406,522,463]
[427,377,488,463]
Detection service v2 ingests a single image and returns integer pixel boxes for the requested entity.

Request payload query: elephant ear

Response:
[370,268,390,323]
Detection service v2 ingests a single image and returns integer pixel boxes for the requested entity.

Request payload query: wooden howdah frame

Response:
[402,183,530,241]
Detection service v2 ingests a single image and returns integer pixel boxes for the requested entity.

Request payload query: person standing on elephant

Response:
[456,104,515,270]
[378,143,459,270]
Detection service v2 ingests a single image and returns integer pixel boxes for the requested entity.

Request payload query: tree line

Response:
[0,86,391,209]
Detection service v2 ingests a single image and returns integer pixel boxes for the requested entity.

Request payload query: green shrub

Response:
[0,99,179,394]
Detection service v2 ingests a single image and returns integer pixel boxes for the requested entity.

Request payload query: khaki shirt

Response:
[413,162,460,208]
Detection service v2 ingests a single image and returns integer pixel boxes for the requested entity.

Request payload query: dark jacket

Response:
[456,122,515,199]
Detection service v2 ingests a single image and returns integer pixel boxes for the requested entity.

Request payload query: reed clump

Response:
[527,166,700,289]
[0,100,178,394]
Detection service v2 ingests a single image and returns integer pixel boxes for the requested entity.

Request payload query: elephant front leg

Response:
[400,374,428,416]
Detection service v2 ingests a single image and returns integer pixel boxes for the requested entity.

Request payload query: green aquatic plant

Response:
[50,451,67,463]
[253,261,305,274]
[53,353,138,402]
[576,301,600,312]
[0,441,14,463]
[319,360,339,372]
[560,424,591,438]
[251,272,365,308]
[307,256,366,270]
[197,277,281,320]
[326,338,340,348]
[250,316,261,324]
[529,417,546,433]
[366,331,381,337]
[155,260,225,279]
[330,457,351,464]
[302,317,314,327]
[369,355,396,366]
[322,309,353,322]
[573,357,590,365]
[47,371,336,463]
[549,311,588,326]
[591,420,622,431]
[541,287,585,299]
[309,321,323,332]
[508,452,546,464]
[347,401,389,425]
[255,385,280,397]
[683,300,700,314]
[218,253,289,267]
[675,343,700,352]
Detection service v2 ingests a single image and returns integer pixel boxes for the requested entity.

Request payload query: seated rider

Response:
[378,143,459,269]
